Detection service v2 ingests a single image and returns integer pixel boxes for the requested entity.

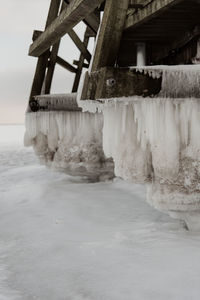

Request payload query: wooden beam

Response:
[29,0,105,57]
[83,10,100,34]
[56,56,77,73]
[73,60,89,68]
[91,0,130,72]
[44,41,61,94]
[29,0,62,101]
[151,26,200,64]
[44,1,68,94]
[64,0,100,33]
[72,28,90,92]
[125,0,185,30]
[81,67,162,100]
[46,0,62,27]
[68,29,91,63]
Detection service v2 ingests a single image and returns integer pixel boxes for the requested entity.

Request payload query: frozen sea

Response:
[0,125,200,300]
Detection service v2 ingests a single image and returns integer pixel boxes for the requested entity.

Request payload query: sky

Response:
[0,0,90,124]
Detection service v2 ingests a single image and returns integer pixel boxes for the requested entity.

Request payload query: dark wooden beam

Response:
[72,28,90,92]
[125,0,185,30]
[44,41,61,94]
[44,1,68,94]
[81,67,162,100]
[91,0,130,72]
[64,0,100,33]
[29,0,62,101]
[29,0,105,57]
[83,10,100,34]
[46,0,62,27]
[68,29,91,63]
[73,60,89,68]
[56,56,77,73]
[151,26,200,63]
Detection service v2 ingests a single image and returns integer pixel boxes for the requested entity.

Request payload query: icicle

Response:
[24,110,114,180]
[100,65,200,228]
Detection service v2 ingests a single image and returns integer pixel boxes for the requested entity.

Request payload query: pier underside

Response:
[120,0,200,65]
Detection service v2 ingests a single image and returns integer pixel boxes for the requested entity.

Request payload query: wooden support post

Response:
[44,41,61,94]
[29,0,61,101]
[72,27,90,93]
[43,1,67,94]
[91,0,130,72]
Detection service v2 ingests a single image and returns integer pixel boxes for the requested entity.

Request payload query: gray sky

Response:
[0,0,89,124]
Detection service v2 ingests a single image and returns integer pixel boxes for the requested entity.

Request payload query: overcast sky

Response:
[0,0,89,124]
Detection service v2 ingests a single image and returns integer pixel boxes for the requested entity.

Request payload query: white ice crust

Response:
[24,111,113,180]
[78,65,200,229]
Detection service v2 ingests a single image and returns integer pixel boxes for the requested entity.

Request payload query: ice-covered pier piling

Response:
[25,94,114,180]
[97,66,200,230]
[26,0,200,229]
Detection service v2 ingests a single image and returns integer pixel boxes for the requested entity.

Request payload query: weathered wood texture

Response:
[29,0,61,101]
[29,0,104,57]
[125,0,184,30]
[151,26,200,64]
[91,0,130,72]
[68,29,91,63]
[72,28,90,92]
[154,37,200,65]
[73,60,89,68]
[44,41,60,94]
[56,56,77,73]
[44,1,68,94]
[64,0,100,33]
[81,67,162,100]
[118,0,200,66]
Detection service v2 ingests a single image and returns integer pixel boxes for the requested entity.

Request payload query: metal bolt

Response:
[106,78,116,87]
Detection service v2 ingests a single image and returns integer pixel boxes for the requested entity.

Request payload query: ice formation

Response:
[34,93,81,111]
[25,94,114,181]
[79,65,200,230]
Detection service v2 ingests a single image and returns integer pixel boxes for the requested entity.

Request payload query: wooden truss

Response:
[29,0,200,105]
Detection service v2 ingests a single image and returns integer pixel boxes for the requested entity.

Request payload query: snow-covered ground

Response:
[0,125,200,300]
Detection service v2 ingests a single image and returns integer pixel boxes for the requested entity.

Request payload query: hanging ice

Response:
[24,94,114,181]
[101,65,200,230]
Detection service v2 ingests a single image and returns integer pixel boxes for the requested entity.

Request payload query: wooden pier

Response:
[28,0,200,109]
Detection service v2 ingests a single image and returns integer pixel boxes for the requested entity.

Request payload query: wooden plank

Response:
[125,0,185,30]
[29,0,105,57]
[56,56,77,73]
[29,0,61,101]
[68,29,91,63]
[81,67,162,100]
[91,0,130,72]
